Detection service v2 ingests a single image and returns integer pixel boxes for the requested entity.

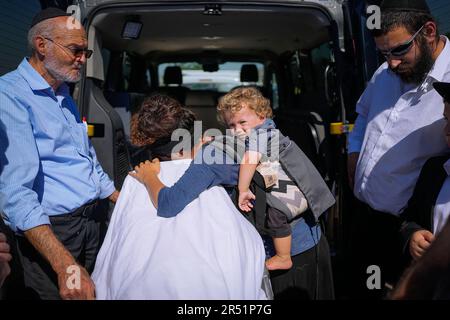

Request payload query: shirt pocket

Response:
[76,122,90,155]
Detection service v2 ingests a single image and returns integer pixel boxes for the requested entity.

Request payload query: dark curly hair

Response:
[130,94,196,148]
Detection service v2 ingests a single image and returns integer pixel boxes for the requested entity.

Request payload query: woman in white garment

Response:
[91,94,269,300]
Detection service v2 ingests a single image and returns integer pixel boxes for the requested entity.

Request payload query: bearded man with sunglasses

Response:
[0,8,119,299]
[346,0,450,298]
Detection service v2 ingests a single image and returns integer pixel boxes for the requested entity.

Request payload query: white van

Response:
[1,0,386,298]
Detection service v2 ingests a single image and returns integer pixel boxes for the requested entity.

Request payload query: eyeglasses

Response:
[379,24,425,59]
[43,37,93,59]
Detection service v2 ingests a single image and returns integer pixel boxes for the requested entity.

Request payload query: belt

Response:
[53,200,99,219]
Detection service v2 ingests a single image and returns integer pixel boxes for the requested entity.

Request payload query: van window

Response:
[101,48,111,79]
[288,43,333,110]
[122,52,132,91]
[271,72,279,110]
[288,51,314,104]
[0,1,41,75]
[108,51,150,93]
[310,43,333,92]
[158,62,264,93]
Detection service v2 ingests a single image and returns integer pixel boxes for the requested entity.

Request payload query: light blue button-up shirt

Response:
[0,58,115,232]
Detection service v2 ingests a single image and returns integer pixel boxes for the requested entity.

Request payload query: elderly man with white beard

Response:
[0,8,119,300]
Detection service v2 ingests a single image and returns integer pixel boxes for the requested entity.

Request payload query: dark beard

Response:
[393,37,434,84]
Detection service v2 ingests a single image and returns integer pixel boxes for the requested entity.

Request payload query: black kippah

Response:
[380,0,431,14]
[30,7,70,28]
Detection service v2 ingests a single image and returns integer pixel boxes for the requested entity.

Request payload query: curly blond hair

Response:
[217,86,272,124]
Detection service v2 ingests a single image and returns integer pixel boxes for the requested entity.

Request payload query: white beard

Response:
[44,56,81,83]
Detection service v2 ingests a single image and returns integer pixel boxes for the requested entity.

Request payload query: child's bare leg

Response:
[266,235,293,270]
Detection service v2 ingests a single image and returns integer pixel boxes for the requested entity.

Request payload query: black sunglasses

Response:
[43,37,93,59]
[379,24,425,59]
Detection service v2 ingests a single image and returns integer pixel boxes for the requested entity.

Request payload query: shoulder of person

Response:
[369,62,394,84]
[0,70,23,93]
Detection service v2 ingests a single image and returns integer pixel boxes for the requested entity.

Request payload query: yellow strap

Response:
[330,122,354,135]
[87,124,95,137]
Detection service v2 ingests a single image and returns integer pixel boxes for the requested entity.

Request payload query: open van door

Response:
[325,0,380,296]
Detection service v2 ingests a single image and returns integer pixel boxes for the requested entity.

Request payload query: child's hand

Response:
[129,159,160,183]
[238,190,256,212]
[192,135,214,158]
[233,128,248,140]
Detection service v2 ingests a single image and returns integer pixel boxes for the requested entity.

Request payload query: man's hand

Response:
[57,263,95,300]
[0,232,11,287]
[238,190,256,212]
[129,159,161,184]
[24,225,95,300]
[347,152,360,190]
[108,190,120,204]
[409,229,435,261]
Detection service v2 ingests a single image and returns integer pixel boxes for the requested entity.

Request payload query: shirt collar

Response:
[427,36,450,83]
[17,58,51,91]
[444,158,450,176]
[17,58,70,97]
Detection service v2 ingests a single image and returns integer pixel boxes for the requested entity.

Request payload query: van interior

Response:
[79,3,375,282]
[0,0,387,299]
[83,3,341,184]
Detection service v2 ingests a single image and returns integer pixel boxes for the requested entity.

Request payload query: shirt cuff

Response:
[347,139,363,154]
[347,115,367,153]
[157,187,173,218]
[99,181,116,199]
[14,208,51,233]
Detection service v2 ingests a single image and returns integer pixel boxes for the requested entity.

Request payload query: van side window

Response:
[120,52,150,93]
[288,52,314,108]
[101,48,111,79]
[310,43,333,93]
[122,52,132,91]
[271,72,279,110]
[288,43,333,111]
[146,69,152,88]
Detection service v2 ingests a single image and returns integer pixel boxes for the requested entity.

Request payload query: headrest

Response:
[240,64,259,82]
[164,66,183,85]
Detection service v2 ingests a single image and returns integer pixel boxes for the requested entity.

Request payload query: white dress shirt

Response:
[433,159,450,235]
[348,36,450,215]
